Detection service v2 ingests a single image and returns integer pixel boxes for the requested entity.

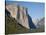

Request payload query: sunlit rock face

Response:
[6,5,30,29]
[19,6,30,29]
[6,5,18,19]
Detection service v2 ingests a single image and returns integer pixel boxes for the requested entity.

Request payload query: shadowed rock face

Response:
[28,15,36,29]
[5,8,10,16]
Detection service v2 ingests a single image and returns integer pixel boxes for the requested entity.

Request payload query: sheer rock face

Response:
[6,5,18,19]
[28,15,36,29]
[6,5,30,29]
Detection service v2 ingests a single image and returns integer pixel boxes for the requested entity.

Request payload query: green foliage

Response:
[5,16,44,35]
[5,16,30,34]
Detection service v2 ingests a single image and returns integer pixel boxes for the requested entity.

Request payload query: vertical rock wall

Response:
[6,5,30,29]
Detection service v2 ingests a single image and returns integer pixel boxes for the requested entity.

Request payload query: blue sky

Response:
[6,1,45,19]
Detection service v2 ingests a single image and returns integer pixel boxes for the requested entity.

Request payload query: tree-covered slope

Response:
[5,16,31,34]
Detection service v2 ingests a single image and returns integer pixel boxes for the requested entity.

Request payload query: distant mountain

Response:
[37,17,45,29]
[32,18,40,28]
[32,17,45,29]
